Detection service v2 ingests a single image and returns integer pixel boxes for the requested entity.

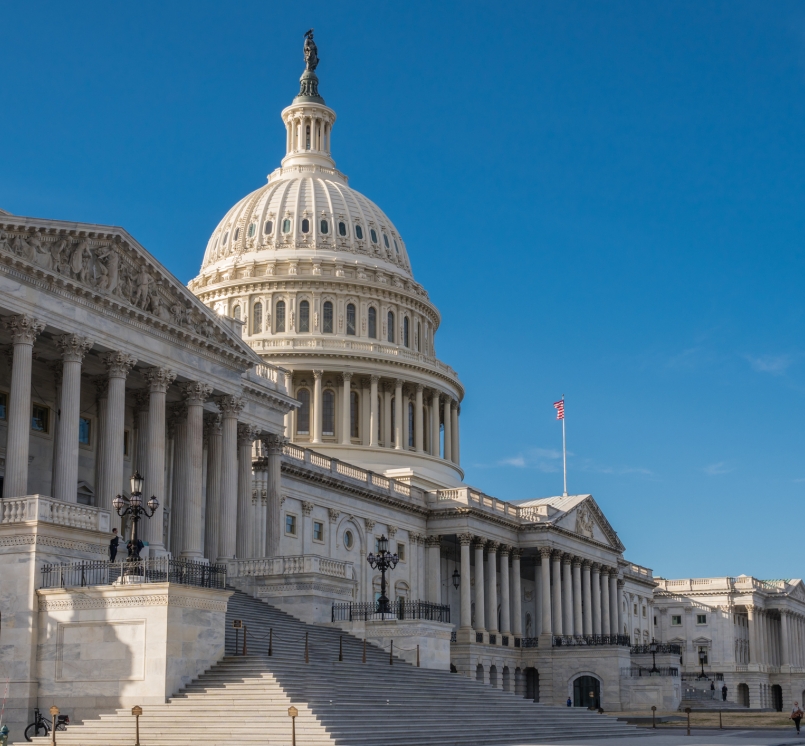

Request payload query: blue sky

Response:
[2,1,804,579]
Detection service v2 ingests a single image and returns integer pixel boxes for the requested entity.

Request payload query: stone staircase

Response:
[22,588,641,745]
[680,684,747,711]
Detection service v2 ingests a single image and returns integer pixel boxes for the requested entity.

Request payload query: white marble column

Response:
[53,334,92,502]
[512,549,522,637]
[781,611,790,668]
[539,548,552,639]
[600,569,611,635]
[487,541,499,636]
[562,555,573,635]
[99,353,136,519]
[609,571,619,636]
[402,392,410,451]
[383,383,392,447]
[426,535,441,604]
[168,407,187,555]
[474,538,486,634]
[430,390,440,456]
[283,371,293,438]
[301,501,313,554]
[264,434,284,557]
[312,369,323,444]
[216,395,243,561]
[617,579,625,637]
[582,560,593,636]
[204,414,222,563]
[414,384,424,452]
[179,382,212,559]
[552,551,563,636]
[591,564,602,635]
[393,379,404,450]
[369,375,379,447]
[443,397,452,462]
[572,559,583,636]
[459,533,472,631]
[500,546,511,635]
[236,423,259,558]
[451,401,459,464]
[143,367,176,551]
[4,315,45,498]
[133,391,149,479]
[340,372,352,444]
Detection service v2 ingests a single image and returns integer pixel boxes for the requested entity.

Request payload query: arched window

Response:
[368,307,377,339]
[403,316,410,348]
[346,303,356,335]
[322,390,335,435]
[252,302,262,334]
[282,218,292,234]
[416,321,421,352]
[393,238,399,254]
[301,218,310,234]
[408,402,414,447]
[264,220,273,235]
[383,233,389,249]
[275,300,286,332]
[350,391,360,438]
[234,227,240,241]
[320,219,328,234]
[248,223,256,238]
[387,311,395,343]
[370,228,378,244]
[222,231,229,245]
[233,305,241,321]
[299,300,310,332]
[322,301,334,333]
[355,224,363,240]
[297,389,311,434]
[338,221,347,237]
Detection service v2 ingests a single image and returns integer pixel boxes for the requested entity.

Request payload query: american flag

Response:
[553,400,565,420]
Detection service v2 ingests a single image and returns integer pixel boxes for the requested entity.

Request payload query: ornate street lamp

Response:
[649,639,659,674]
[366,534,398,615]
[698,648,707,680]
[112,472,158,561]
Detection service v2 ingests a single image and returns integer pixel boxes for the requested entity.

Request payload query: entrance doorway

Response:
[574,675,601,709]
[525,667,539,702]
[771,685,783,712]
[737,683,750,707]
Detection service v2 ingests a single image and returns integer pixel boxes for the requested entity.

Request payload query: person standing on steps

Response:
[721,683,728,702]
[710,680,715,699]
[790,701,803,734]
[566,697,572,707]
[109,528,121,562]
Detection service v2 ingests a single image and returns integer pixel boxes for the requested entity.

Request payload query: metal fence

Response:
[331,600,451,623]
[631,643,682,655]
[40,558,227,590]
[621,666,679,678]
[518,637,539,648]
[552,634,631,647]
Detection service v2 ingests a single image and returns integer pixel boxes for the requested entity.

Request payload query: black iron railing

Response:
[681,672,724,682]
[621,666,679,678]
[450,630,457,643]
[475,632,484,643]
[520,637,539,648]
[331,599,450,623]
[40,558,227,590]
[631,643,682,655]
[553,634,631,647]
[489,634,497,645]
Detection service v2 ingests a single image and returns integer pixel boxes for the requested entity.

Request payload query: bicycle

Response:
[24,707,69,741]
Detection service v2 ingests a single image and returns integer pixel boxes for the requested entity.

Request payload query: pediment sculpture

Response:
[575,505,594,538]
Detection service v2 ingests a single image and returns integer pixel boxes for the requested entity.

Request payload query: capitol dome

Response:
[191,32,464,489]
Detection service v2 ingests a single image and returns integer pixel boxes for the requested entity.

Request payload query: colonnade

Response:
[623,590,654,643]
[288,370,460,464]
[747,607,805,669]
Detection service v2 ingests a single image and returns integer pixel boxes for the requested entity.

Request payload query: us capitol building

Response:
[0,32,803,743]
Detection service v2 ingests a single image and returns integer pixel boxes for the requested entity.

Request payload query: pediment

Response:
[0,217,259,367]
[555,496,625,552]
[786,580,805,602]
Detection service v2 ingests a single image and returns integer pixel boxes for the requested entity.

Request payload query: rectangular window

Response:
[31,404,49,433]
[0,392,7,420]
[78,417,92,446]
[633,604,638,615]
[313,521,324,542]
[397,543,405,561]
[671,615,682,626]
[642,606,647,618]
[123,429,130,457]
[696,613,707,625]
[285,514,297,536]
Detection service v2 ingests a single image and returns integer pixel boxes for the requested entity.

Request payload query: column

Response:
[552,551,563,636]
[539,548,552,639]
[459,533,472,630]
[443,397,453,462]
[99,353,136,518]
[534,556,542,635]
[394,379,403,450]
[53,334,92,502]
[264,434,284,557]
[430,390,440,456]
[168,407,187,555]
[143,367,176,551]
[451,401,459,464]
[487,542,499,636]
[617,579,625,638]
[236,423,259,558]
[340,372,352,444]
[582,561,593,636]
[369,375,379,447]
[572,559,583,636]
[179,382,212,559]
[301,501,313,554]
[414,384,424,452]
[512,549,522,637]
[591,564,602,635]
[426,535,442,604]
[282,371,293,437]
[609,571,619,637]
[402,392,410,450]
[383,383,392,447]
[134,391,149,479]
[780,611,790,668]
[216,395,243,561]
[311,370,323,444]
[757,610,766,665]
[500,546,511,635]
[474,538,486,634]
[364,519,375,603]
[4,315,45,497]
[562,555,573,635]
[600,569,611,635]
[204,415,222,563]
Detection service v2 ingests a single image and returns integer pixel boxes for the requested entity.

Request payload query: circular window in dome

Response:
[383,233,389,249]
[248,223,256,238]
[301,218,310,234]
[344,530,354,550]
[320,219,329,234]
[338,221,347,237]
[370,229,378,244]
[355,224,363,240]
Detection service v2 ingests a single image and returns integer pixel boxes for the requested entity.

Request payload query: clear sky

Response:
[2,1,804,580]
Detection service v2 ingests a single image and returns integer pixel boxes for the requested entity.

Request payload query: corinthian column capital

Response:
[237,422,260,445]
[262,433,286,453]
[104,351,137,378]
[458,532,473,546]
[216,394,245,418]
[144,366,176,393]
[181,381,213,405]
[57,334,93,363]
[5,314,45,345]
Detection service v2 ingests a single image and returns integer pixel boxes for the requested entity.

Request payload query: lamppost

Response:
[112,472,158,561]
[452,566,460,591]
[698,648,707,680]
[649,639,660,674]
[366,534,398,614]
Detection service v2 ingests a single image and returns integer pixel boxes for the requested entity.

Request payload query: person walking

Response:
[721,683,728,702]
[109,528,121,562]
[710,680,716,700]
[791,701,803,734]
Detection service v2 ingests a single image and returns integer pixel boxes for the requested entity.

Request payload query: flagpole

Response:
[561,394,567,496]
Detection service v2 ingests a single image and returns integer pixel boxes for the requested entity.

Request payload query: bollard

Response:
[49,707,59,746]
[268,627,273,657]
[719,710,723,730]
[362,637,366,663]
[338,636,343,662]
[416,644,420,668]
[288,706,298,746]
[651,705,656,729]
[242,624,247,656]
[389,640,393,665]
[304,632,309,664]
[233,619,242,655]
[685,707,691,736]
[131,706,142,746]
